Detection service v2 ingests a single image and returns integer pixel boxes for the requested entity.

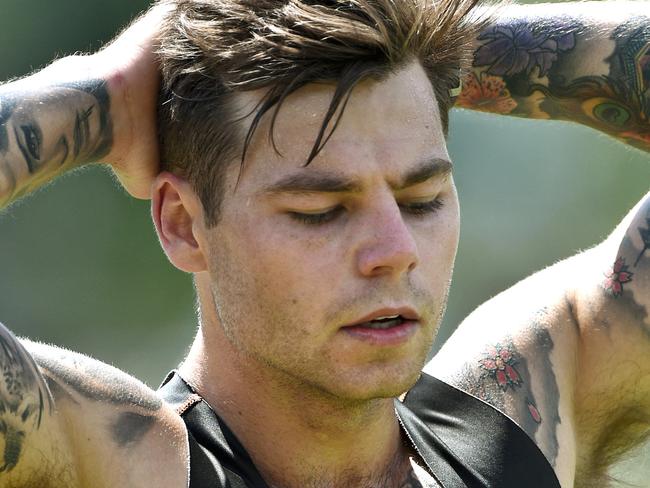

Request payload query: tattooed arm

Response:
[570,193,650,486]
[426,191,650,488]
[0,320,189,487]
[426,268,579,486]
[21,340,189,487]
[0,4,167,208]
[0,322,77,486]
[458,2,650,152]
[0,76,114,207]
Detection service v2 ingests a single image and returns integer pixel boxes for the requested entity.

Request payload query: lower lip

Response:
[341,320,418,346]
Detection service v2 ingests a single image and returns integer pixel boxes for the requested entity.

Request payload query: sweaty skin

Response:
[0,2,648,488]
[164,62,458,488]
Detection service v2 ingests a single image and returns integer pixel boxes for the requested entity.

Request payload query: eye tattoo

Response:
[15,123,43,173]
[21,125,41,160]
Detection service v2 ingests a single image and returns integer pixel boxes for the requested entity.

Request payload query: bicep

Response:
[426,192,650,486]
[425,266,580,483]
[0,322,76,487]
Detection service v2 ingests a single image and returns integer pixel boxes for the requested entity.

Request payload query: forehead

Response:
[233,61,448,190]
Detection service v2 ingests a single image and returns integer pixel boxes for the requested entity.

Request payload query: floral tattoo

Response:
[478,341,544,424]
[474,24,577,78]
[468,16,650,150]
[456,72,517,114]
[603,257,634,297]
[479,341,523,391]
[527,398,542,424]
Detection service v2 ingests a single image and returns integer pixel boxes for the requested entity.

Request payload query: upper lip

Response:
[344,307,420,327]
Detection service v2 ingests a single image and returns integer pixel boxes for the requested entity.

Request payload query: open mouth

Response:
[354,315,405,329]
[342,314,417,345]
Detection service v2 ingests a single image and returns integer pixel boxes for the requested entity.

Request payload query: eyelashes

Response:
[289,206,345,225]
[402,198,444,215]
[288,198,445,226]
[14,123,43,173]
[21,125,41,161]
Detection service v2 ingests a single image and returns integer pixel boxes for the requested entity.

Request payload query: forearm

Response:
[458,2,650,152]
[0,56,127,208]
[0,3,169,209]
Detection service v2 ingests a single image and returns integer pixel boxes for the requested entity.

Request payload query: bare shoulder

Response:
[22,340,189,488]
[0,323,74,488]
[425,192,650,488]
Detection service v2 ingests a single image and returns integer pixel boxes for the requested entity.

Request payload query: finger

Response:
[110,165,158,200]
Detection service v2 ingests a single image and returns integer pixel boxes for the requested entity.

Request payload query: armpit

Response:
[572,192,650,485]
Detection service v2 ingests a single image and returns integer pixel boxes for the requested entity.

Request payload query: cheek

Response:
[209,218,325,317]
[445,195,461,256]
[417,196,460,283]
[40,132,70,165]
[208,225,330,360]
[243,216,337,281]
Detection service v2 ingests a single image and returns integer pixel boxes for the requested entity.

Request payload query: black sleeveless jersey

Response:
[157,370,561,488]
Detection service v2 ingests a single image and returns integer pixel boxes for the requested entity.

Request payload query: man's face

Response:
[0,87,104,194]
[201,61,459,401]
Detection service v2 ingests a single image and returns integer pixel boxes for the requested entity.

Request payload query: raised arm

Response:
[0,4,167,209]
[0,73,114,207]
[457,2,650,152]
[426,190,650,487]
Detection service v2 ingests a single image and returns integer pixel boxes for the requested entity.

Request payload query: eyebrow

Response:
[262,157,453,196]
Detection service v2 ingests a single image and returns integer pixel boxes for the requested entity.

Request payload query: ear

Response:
[151,172,208,273]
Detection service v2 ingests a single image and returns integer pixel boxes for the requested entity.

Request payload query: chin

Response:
[325,359,425,402]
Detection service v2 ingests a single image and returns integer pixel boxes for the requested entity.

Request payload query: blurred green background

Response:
[1,0,649,484]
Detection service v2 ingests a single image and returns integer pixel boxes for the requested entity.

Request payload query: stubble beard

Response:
[203,223,453,403]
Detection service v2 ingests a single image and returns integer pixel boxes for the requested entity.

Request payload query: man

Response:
[0,1,648,488]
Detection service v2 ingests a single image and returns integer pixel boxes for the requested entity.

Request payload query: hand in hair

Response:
[0,3,170,207]
[97,2,173,199]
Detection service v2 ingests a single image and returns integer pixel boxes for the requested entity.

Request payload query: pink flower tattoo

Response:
[603,257,634,297]
[527,399,542,424]
[479,342,522,391]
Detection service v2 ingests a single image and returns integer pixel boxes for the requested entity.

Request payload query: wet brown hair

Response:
[156,0,485,226]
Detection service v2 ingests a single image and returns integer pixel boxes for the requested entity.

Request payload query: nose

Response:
[355,200,419,278]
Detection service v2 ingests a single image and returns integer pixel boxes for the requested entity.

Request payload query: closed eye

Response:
[288,206,344,225]
[288,198,444,226]
[400,198,444,216]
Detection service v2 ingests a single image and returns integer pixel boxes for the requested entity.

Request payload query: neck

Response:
[179,291,413,487]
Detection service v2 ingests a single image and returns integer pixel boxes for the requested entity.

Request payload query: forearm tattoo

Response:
[0,79,113,207]
[459,13,650,151]
[0,323,53,473]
